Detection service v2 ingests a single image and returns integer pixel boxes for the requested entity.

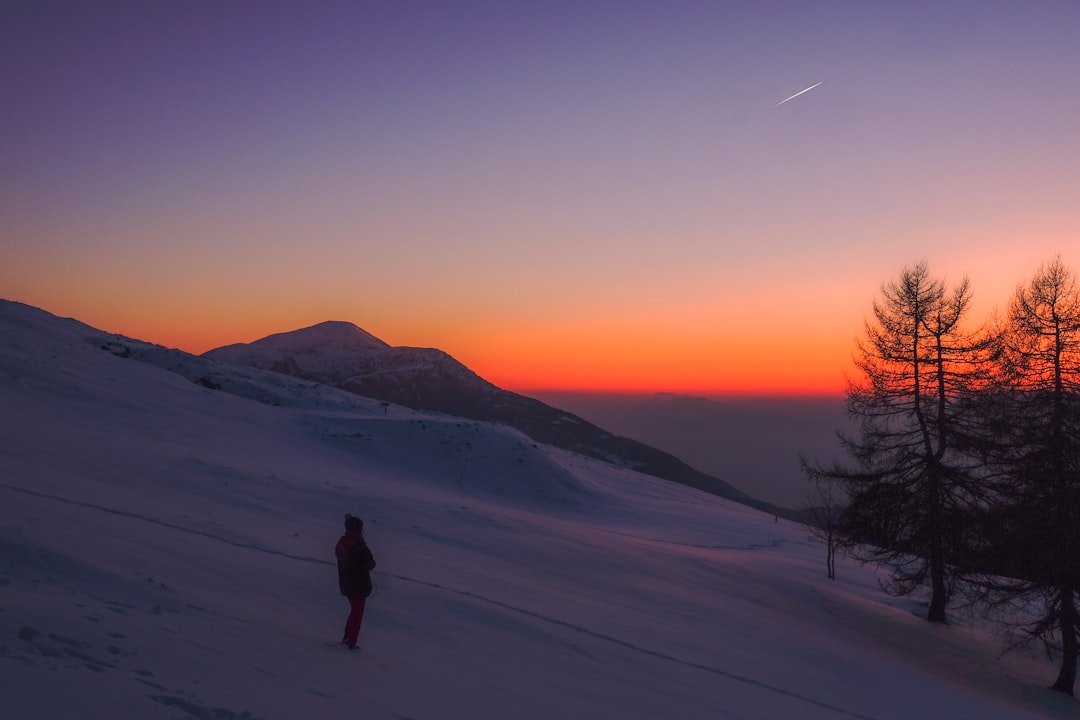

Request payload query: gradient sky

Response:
[3,1,1078,393]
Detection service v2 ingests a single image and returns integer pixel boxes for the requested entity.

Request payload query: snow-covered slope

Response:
[0,299,1075,719]
[205,320,489,389]
[203,320,764,513]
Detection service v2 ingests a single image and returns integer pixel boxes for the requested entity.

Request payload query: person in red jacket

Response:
[335,514,376,649]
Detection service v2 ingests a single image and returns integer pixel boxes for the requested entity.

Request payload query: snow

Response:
[203,321,482,388]
[215,320,391,357]
[0,299,1075,720]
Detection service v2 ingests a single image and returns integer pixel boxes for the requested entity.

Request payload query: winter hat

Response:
[344,514,362,531]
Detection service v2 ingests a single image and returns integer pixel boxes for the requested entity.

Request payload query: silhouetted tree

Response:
[801,469,845,579]
[806,263,992,623]
[973,256,1080,695]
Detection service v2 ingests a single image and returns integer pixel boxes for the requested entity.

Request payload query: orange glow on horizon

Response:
[472,355,849,396]
[447,310,853,396]
[52,301,851,396]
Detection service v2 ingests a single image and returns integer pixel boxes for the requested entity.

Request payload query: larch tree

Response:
[977,256,1080,695]
[806,262,990,623]
[801,470,845,580]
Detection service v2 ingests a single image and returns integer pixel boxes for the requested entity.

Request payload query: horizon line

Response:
[510,386,846,398]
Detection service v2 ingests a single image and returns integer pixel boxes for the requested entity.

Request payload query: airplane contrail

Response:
[774,81,823,107]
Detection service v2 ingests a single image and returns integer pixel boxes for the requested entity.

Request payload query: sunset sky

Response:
[3,1,1078,393]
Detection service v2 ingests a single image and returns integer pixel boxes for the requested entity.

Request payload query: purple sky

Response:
[4,1,1078,391]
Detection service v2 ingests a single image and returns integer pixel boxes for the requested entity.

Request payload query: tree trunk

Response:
[926,561,948,623]
[926,468,948,623]
[1051,587,1078,695]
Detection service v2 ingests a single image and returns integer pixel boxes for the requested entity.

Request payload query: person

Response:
[335,513,376,649]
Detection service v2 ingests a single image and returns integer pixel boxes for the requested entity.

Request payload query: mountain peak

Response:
[202,320,393,384]
[245,321,391,354]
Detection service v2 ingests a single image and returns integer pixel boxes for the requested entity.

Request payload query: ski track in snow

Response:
[382,570,879,720]
[0,481,877,720]
[0,482,326,566]
[601,528,787,551]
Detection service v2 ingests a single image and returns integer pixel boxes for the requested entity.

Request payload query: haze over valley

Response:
[529,391,851,508]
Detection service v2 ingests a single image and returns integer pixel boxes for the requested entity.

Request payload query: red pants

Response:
[343,595,367,647]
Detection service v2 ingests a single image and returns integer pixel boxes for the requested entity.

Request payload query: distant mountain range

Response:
[205,321,797,519]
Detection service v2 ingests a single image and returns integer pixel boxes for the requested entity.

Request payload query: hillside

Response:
[204,322,798,518]
[0,299,1074,720]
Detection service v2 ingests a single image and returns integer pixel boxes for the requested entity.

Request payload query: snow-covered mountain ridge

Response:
[203,320,781,516]
[206,320,482,388]
[1,298,1074,720]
